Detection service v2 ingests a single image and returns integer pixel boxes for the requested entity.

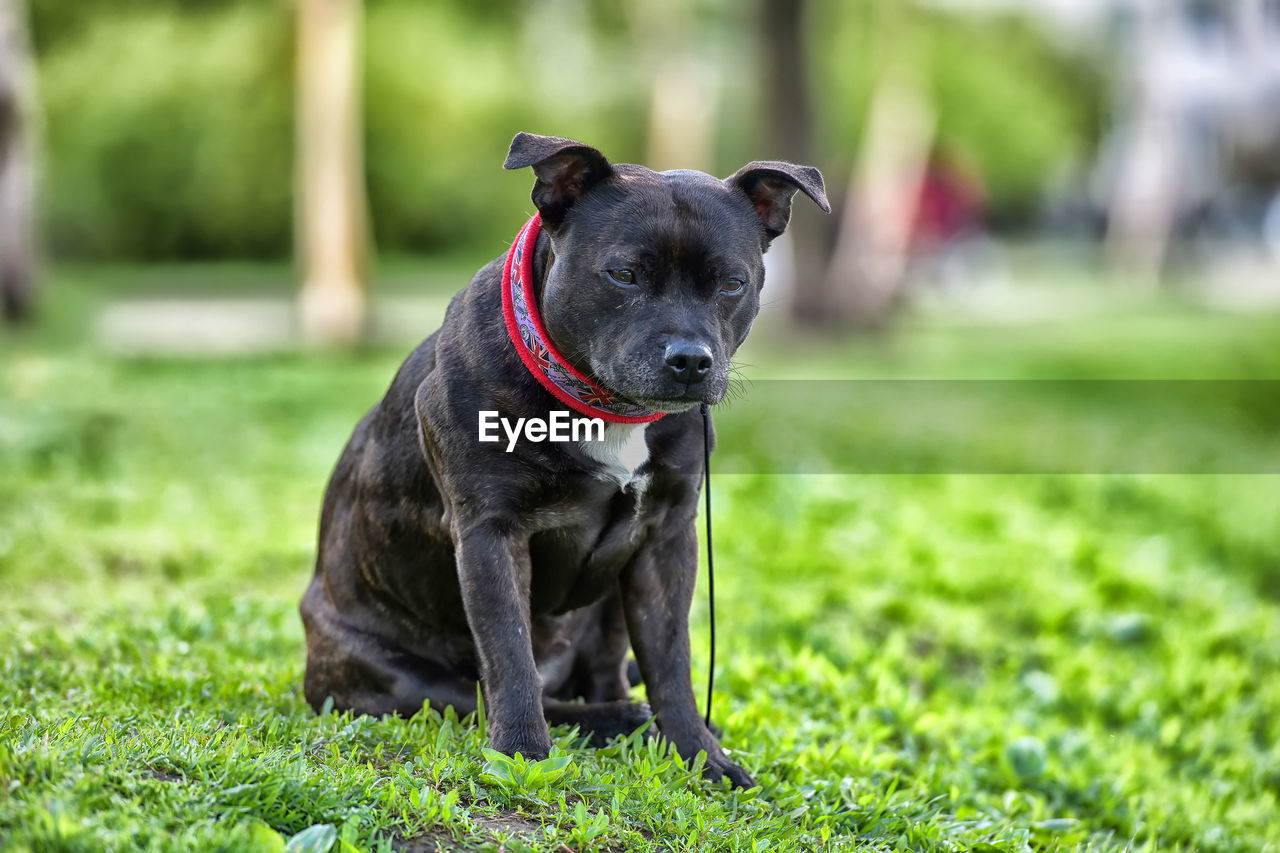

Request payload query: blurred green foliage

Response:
[29,0,1102,260]
[360,1,643,254]
[37,4,294,259]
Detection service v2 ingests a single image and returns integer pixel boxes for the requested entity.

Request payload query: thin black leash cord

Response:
[700,403,716,729]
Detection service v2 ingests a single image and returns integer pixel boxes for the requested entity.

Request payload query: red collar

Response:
[501,214,665,424]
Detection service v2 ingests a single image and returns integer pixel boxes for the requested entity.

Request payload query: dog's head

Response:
[504,132,829,412]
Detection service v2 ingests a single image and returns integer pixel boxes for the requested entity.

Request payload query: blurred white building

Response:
[940,0,1280,275]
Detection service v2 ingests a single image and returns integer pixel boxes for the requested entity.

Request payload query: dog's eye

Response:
[607,269,636,286]
[720,278,746,296]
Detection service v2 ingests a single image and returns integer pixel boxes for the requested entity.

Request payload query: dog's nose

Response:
[664,341,713,385]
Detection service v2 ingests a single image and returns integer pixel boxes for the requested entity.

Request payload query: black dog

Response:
[300,132,828,787]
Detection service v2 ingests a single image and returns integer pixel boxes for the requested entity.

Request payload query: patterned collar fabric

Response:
[500,214,666,424]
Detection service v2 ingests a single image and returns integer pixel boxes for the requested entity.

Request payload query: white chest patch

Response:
[580,422,652,491]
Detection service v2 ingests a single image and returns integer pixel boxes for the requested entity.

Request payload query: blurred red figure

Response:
[912,149,987,252]
[908,148,989,293]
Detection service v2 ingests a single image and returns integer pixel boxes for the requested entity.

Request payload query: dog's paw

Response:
[545,699,654,746]
[670,727,747,788]
[664,725,755,789]
[489,725,553,763]
[606,699,655,735]
[702,752,756,790]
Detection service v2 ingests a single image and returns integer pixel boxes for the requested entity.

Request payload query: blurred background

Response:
[3,5,1280,848]
[2,0,1279,348]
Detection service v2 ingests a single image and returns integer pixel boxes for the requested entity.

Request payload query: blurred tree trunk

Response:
[760,0,931,330]
[0,0,37,325]
[759,0,830,326]
[826,71,934,326]
[296,0,368,345]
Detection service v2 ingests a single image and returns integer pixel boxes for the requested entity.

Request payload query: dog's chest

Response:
[579,422,651,492]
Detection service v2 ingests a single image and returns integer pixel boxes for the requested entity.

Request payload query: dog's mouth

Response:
[629,388,723,413]
[586,352,728,414]
[633,396,702,414]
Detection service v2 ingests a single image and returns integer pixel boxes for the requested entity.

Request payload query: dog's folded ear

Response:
[725,162,831,246]
[504,132,614,229]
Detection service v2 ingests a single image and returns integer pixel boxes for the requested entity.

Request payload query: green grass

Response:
[2,276,1279,851]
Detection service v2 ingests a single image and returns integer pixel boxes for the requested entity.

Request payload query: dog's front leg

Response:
[622,523,756,788]
[454,521,551,760]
